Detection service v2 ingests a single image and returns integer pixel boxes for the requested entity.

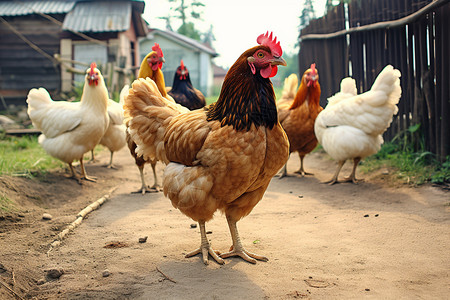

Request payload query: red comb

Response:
[89,62,96,75]
[152,43,163,57]
[311,63,316,74]
[180,59,185,69]
[257,31,282,57]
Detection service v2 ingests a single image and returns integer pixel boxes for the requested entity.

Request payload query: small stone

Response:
[138,236,148,243]
[190,223,197,228]
[365,288,371,291]
[364,214,369,217]
[42,213,52,220]
[46,268,63,279]
[37,279,46,285]
[375,214,379,217]
[102,270,110,277]
[298,195,303,198]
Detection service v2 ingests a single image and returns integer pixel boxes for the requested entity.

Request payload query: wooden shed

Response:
[140,28,218,97]
[0,0,147,105]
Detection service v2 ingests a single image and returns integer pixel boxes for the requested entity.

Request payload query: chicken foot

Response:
[220,216,268,264]
[323,160,345,185]
[149,161,162,191]
[105,151,117,169]
[88,150,98,163]
[294,154,314,177]
[79,156,97,182]
[185,221,224,265]
[278,163,288,179]
[342,157,364,184]
[68,162,81,183]
[132,162,161,194]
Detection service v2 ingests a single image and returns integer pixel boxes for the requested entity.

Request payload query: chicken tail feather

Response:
[123,78,189,163]
[279,74,298,104]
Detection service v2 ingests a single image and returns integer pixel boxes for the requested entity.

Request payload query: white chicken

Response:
[314,65,402,184]
[27,63,109,182]
[96,86,127,168]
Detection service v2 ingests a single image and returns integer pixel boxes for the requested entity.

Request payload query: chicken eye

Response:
[257,52,264,58]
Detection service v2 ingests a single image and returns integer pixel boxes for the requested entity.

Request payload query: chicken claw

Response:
[185,246,223,265]
[186,221,224,265]
[220,246,268,264]
[342,157,363,184]
[222,216,268,264]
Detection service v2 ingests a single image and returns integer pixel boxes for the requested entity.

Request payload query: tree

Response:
[299,0,316,29]
[325,0,334,12]
[160,0,206,41]
[276,52,299,83]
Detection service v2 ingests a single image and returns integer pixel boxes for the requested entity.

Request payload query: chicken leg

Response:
[294,154,313,176]
[105,151,117,169]
[324,160,346,185]
[278,163,288,178]
[185,220,224,265]
[343,157,363,184]
[220,215,268,264]
[68,162,80,182]
[132,161,161,194]
[149,160,162,191]
[79,156,96,182]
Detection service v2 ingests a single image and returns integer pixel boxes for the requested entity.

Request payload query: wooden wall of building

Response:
[0,15,63,101]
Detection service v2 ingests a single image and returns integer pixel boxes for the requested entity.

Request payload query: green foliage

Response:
[0,193,15,212]
[363,124,450,186]
[162,0,207,41]
[276,52,299,82]
[299,0,316,28]
[0,134,65,178]
[177,22,202,41]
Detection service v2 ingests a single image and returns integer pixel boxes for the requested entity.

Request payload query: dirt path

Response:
[1,147,449,299]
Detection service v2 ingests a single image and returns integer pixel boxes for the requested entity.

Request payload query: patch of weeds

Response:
[0,193,16,212]
[362,124,450,186]
[0,135,65,176]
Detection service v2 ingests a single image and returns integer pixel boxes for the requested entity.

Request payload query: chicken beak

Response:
[271,56,287,66]
[159,57,166,63]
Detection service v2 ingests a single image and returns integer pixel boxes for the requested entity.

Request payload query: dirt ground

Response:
[0,147,449,299]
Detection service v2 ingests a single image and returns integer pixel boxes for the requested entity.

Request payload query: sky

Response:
[142,0,328,68]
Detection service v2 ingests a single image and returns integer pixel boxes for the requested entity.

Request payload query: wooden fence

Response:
[298,0,449,161]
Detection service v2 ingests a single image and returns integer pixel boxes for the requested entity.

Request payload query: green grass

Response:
[0,193,16,212]
[361,125,450,186]
[0,134,65,178]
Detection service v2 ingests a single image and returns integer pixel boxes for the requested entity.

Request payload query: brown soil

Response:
[0,148,448,299]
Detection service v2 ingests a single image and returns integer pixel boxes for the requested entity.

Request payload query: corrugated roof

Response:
[63,1,131,33]
[0,1,76,16]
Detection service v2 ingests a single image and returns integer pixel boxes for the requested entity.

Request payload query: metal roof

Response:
[0,1,76,16]
[63,1,131,33]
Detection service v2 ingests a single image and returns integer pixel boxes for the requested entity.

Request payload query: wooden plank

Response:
[5,128,41,136]
[300,0,447,40]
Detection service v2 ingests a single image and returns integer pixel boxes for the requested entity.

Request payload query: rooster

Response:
[125,43,175,194]
[27,63,109,182]
[278,64,322,178]
[124,32,288,264]
[167,60,206,110]
[314,65,402,184]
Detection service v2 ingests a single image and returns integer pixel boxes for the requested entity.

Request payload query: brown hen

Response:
[124,32,288,265]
